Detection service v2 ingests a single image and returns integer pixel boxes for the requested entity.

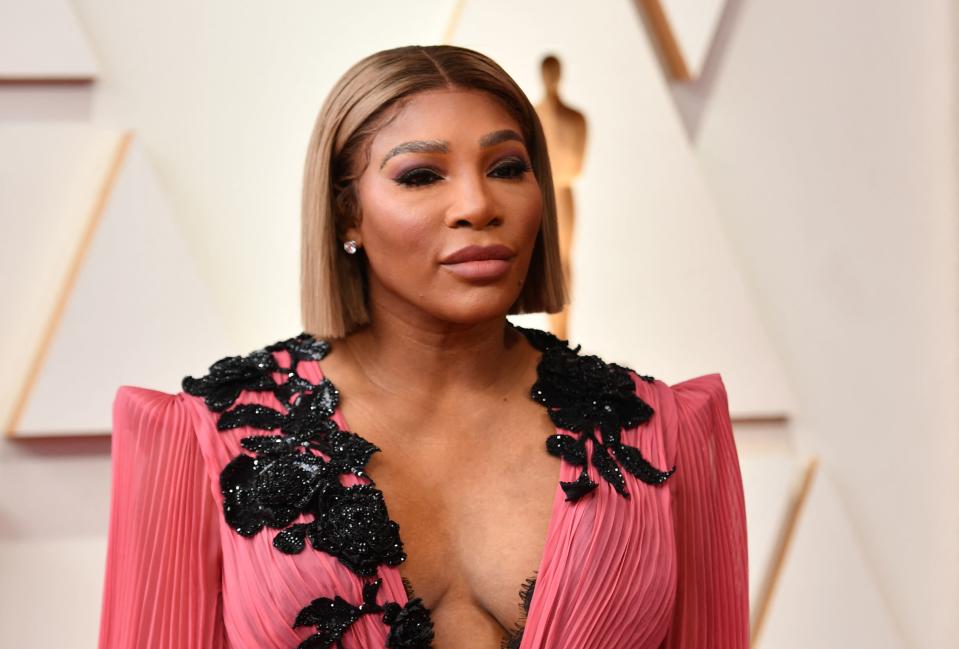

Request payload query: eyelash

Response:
[393,158,532,188]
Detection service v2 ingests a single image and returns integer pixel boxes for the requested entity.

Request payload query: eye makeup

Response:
[391,155,532,188]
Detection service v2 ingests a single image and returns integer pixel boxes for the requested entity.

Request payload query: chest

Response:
[187,330,681,649]
[339,391,562,641]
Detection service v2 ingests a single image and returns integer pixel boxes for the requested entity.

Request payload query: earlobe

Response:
[341,221,362,254]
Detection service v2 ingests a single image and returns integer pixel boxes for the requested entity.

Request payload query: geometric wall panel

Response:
[4,131,233,436]
[0,124,122,436]
[753,462,909,649]
[739,451,809,627]
[637,0,728,80]
[0,0,98,81]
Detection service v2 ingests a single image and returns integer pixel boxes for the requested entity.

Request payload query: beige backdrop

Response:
[0,1,956,647]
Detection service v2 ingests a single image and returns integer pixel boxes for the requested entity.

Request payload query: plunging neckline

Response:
[307,330,567,646]
[182,326,672,648]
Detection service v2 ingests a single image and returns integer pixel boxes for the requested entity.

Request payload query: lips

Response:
[439,244,515,264]
[439,244,516,281]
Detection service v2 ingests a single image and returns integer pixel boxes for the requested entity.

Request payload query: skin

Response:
[318,89,563,647]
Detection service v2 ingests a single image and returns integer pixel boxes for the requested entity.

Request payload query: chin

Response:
[429,289,520,326]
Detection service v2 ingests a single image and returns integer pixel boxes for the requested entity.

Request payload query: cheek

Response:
[358,183,434,256]
[514,188,544,249]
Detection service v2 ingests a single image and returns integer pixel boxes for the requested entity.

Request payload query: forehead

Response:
[370,89,523,147]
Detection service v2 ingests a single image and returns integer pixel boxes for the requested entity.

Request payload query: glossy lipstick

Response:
[439,244,515,280]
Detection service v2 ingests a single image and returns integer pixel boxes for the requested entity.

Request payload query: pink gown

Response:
[98,329,749,648]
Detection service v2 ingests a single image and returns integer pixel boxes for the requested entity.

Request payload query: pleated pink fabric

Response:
[99,352,748,649]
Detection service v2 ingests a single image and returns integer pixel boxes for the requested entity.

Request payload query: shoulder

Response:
[178,331,330,414]
[629,372,729,418]
[654,373,732,471]
[113,331,330,430]
[517,325,730,469]
[516,324,657,389]
[518,323,661,438]
[669,373,728,409]
[514,324,728,415]
[664,373,731,438]
[110,386,204,463]
[114,384,178,408]
[113,385,187,427]
[516,325,677,497]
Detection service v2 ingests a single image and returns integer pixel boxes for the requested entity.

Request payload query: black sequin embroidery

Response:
[294,578,433,649]
[184,334,405,578]
[183,327,674,648]
[516,325,676,501]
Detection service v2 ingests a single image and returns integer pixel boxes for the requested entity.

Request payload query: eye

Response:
[489,158,532,180]
[394,167,444,188]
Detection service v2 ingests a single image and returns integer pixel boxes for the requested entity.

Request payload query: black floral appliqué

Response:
[184,335,406,575]
[514,325,676,501]
[381,597,435,649]
[274,483,406,576]
[182,350,278,412]
[294,578,433,649]
[183,332,329,414]
[184,327,676,648]
[185,333,428,648]
[220,450,329,536]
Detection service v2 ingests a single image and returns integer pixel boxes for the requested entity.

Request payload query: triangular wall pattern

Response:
[0,125,122,435]
[454,0,794,417]
[11,135,234,436]
[652,0,726,79]
[0,0,98,80]
[738,452,807,622]
[754,463,908,648]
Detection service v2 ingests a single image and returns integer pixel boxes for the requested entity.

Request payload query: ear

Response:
[336,182,363,246]
[343,222,362,246]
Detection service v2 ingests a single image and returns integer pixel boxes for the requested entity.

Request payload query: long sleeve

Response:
[98,386,226,649]
[662,374,749,648]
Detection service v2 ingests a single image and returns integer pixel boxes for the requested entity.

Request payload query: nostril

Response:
[448,212,502,229]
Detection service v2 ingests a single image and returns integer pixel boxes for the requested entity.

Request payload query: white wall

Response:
[694,0,959,645]
[0,436,111,646]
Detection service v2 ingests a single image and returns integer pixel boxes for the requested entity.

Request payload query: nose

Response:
[444,172,503,230]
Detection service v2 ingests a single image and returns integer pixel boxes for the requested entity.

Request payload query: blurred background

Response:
[0,0,956,647]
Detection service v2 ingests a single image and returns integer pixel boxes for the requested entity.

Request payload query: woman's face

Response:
[347,88,543,329]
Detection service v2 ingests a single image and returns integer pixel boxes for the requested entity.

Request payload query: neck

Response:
[339,291,528,403]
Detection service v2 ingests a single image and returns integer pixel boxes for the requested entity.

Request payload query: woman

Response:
[99,45,748,649]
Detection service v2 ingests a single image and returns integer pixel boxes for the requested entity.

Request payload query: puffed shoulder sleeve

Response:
[98,386,226,649]
[661,374,749,648]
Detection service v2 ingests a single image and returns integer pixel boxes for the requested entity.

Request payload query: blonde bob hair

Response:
[301,44,567,338]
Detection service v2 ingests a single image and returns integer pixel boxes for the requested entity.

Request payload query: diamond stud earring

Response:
[343,240,359,255]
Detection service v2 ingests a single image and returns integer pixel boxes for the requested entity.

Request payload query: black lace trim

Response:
[182,327,674,648]
[501,572,538,649]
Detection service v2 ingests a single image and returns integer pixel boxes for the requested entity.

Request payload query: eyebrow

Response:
[379,139,448,169]
[479,129,524,148]
[379,129,525,169]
